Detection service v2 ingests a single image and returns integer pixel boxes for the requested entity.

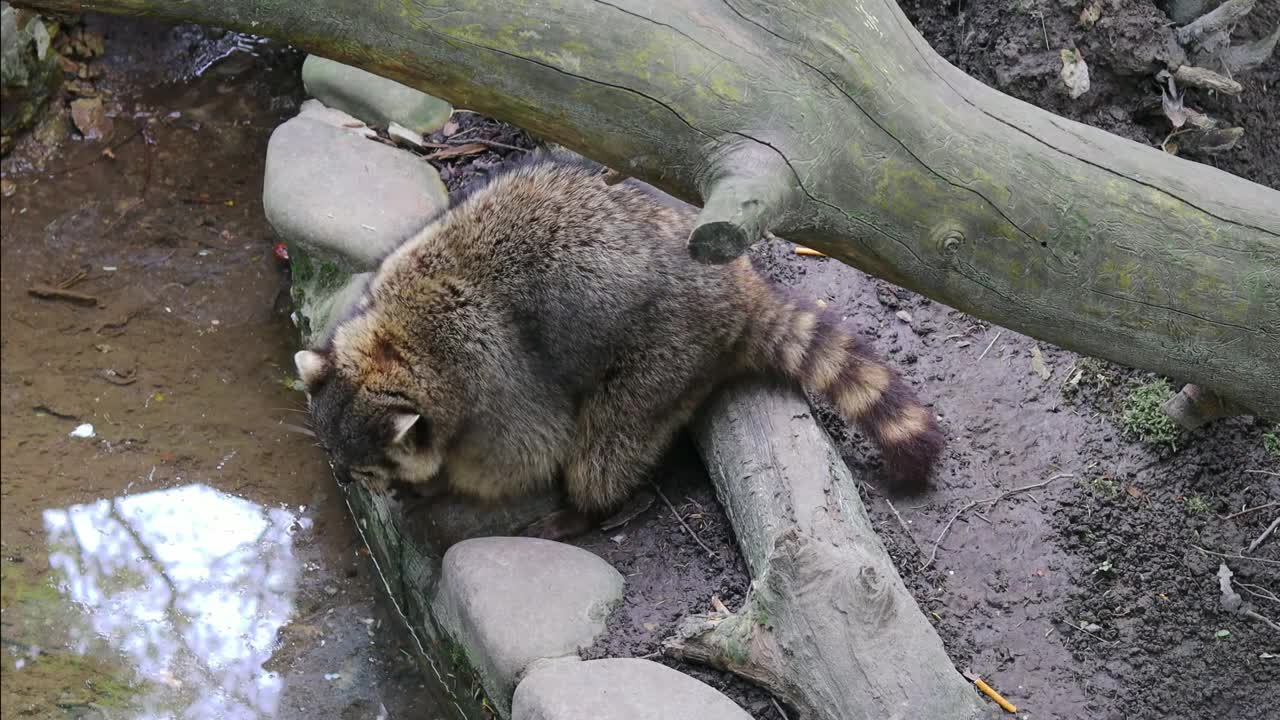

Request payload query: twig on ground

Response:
[976,330,1003,363]
[1245,470,1279,477]
[464,137,529,152]
[28,285,99,306]
[1245,515,1280,554]
[922,473,1073,569]
[1235,582,1280,606]
[43,122,146,177]
[1224,502,1278,519]
[711,596,730,615]
[56,269,88,289]
[649,481,718,558]
[1059,618,1116,644]
[1193,545,1280,567]
[1243,609,1280,632]
[770,697,791,720]
[884,498,921,554]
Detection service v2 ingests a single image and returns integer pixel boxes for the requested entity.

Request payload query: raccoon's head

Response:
[293,347,449,495]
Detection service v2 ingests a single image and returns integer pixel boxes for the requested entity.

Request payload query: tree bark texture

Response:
[20,0,1280,416]
[667,381,994,720]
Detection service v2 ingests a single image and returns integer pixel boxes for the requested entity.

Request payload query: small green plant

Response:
[1264,426,1280,458]
[1184,496,1210,515]
[1093,559,1114,577]
[1089,475,1120,499]
[1119,379,1180,450]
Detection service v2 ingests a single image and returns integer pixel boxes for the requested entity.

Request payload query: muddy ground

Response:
[2,3,1276,720]
[1,18,447,720]
[899,0,1279,190]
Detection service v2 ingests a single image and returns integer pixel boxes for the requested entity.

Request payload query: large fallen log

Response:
[667,381,993,719]
[19,0,1280,418]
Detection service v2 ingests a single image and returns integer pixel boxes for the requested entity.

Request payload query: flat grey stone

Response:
[263,114,448,270]
[432,537,624,717]
[513,658,753,720]
[301,55,451,134]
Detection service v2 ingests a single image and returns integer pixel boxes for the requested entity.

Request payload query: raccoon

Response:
[294,152,944,532]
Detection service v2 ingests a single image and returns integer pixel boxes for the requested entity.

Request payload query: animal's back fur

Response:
[298,152,943,513]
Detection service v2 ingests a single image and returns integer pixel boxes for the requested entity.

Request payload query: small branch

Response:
[1177,0,1256,48]
[1243,609,1280,632]
[28,285,100,307]
[1245,515,1279,554]
[1193,545,1280,567]
[922,473,1073,569]
[1161,383,1247,429]
[1172,65,1242,95]
[1224,502,1278,519]
[1059,617,1116,644]
[687,142,800,264]
[975,330,1003,363]
[649,481,718,558]
[884,498,921,555]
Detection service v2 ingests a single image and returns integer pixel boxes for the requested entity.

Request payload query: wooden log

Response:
[666,381,994,720]
[17,0,1279,418]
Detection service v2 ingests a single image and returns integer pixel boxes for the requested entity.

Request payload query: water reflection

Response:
[41,483,301,719]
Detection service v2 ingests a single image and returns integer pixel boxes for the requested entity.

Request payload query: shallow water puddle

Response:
[9,484,308,718]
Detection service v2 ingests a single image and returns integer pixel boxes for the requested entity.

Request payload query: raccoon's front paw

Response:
[521,508,595,541]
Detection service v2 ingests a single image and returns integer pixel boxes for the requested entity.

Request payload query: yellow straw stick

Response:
[973,677,1017,713]
[794,246,826,257]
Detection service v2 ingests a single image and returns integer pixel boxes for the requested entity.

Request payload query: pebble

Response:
[68,423,95,438]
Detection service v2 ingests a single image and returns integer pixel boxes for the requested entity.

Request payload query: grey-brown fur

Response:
[295,152,943,518]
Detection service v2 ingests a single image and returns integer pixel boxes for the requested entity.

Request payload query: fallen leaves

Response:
[1030,346,1051,381]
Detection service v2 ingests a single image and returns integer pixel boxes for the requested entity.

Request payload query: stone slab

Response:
[432,537,624,717]
[512,658,753,720]
[301,54,451,134]
[263,114,448,270]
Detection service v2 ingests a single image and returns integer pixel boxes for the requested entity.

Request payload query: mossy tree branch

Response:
[19,0,1278,420]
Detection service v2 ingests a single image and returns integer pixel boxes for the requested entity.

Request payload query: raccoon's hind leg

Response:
[562,353,715,517]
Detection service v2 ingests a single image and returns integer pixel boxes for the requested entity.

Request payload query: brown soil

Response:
[899,0,1280,189]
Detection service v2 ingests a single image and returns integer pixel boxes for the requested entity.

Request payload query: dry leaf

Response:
[1060,48,1091,99]
[423,142,487,161]
[1079,0,1102,28]
[1030,346,1051,380]
[1161,76,1187,129]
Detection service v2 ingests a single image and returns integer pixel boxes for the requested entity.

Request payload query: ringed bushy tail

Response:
[736,265,944,493]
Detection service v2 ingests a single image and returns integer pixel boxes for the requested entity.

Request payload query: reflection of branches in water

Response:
[42,485,300,718]
[106,501,265,715]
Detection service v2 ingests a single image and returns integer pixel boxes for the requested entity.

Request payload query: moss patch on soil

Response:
[1119,379,1182,450]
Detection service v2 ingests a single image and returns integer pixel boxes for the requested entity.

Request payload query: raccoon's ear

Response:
[390,413,422,446]
[293,350,330,388]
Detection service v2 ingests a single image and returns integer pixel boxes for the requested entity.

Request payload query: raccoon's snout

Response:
[330,462,355,486]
